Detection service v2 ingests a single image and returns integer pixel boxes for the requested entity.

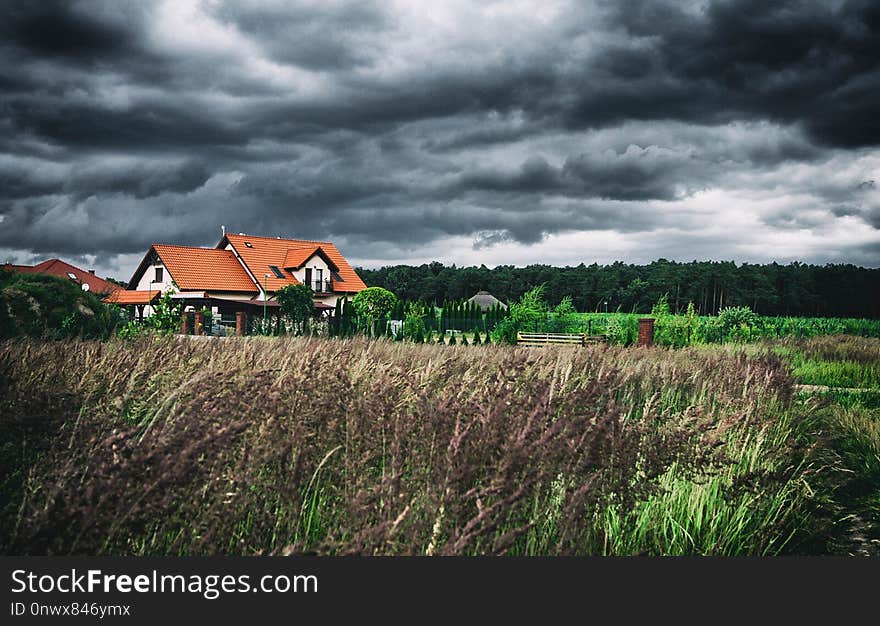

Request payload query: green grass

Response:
[790,359,880,389]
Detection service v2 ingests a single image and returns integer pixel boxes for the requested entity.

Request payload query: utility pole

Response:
[263,274,270,332]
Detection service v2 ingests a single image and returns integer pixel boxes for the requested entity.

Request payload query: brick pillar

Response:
[235,311,246,336]
[637,318,654,347]
[194,311,204,336]
[180,312,190,335]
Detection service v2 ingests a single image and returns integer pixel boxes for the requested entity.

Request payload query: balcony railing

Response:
[312,279,332,293]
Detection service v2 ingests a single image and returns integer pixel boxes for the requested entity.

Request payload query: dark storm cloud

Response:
[452,145,713,202]
[0,0,878,273]
[570,0,880,148]
[8,98,249,150]
[66,160,211,199]
[1,0,133,62]
[319,200,658,247]
[0,157,210,200]
[209,0,388,71]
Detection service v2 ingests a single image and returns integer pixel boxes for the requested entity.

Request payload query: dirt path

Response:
[836,515,880,557]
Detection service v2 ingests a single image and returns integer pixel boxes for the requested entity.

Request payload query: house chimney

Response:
[88,269,95,275]
[221,225,226,236]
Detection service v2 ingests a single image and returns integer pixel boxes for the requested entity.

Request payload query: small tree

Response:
[149,286,182,334]
[352,287,398,336]
[404,301,428,342]
[651,293,671,317]
[276,284,315,335]
[491,284,548,344]
[552,295,577,333]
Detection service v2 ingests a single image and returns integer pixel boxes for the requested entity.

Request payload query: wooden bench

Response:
[517,332,586,346]
[516,332,608,346]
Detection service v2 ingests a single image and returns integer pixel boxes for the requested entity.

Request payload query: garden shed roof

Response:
[467,291,507,311]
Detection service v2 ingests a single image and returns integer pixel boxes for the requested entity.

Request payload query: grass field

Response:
[1,334,877,555]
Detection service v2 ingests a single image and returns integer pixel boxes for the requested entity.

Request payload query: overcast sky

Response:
[1,0,879,280]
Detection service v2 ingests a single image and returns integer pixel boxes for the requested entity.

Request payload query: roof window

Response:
[67,272,77,280]
[331,271,343,282]
[245,242,253,248]
[269,265,285,279]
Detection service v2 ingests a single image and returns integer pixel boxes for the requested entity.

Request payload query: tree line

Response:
[355,259,880,319]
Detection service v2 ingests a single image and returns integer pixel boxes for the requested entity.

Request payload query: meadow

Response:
[1,334,877,556]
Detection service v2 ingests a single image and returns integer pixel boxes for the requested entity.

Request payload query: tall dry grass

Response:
[0,336,823,555]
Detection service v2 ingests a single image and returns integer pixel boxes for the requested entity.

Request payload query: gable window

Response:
[154,267,163,283]
[304,267,312,286]
[269,265,285,279]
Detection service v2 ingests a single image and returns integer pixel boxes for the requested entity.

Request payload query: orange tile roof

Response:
[153,244,258,292]
[282,245,340,272]
[104,290,160,305]
[282,246,320,269]
[5,259,120,294]
[224,234,366,294]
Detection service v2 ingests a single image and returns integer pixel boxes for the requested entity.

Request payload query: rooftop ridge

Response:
[226,233,334,246]
[153,243,224,250]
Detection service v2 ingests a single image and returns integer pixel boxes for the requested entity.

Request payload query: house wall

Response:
[290,254,331,291]
[134,259,174,317]
[316,294,339,308]
[135,260,174,293]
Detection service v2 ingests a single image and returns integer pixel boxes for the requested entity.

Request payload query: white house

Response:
[106,232,367,322]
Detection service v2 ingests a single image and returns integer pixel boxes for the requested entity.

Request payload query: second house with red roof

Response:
[106,230,367,323]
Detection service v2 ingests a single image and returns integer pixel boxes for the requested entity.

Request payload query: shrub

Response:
[491,285,547,344]
[0,271,119,340]
[719,306,759,342]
